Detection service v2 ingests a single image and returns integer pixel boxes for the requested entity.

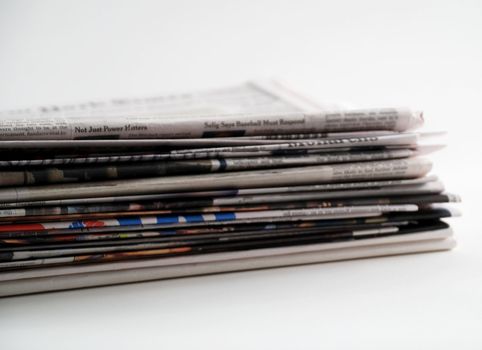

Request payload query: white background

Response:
[0,0,481,348]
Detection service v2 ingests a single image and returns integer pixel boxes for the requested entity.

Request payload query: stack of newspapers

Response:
[0,81,460,296]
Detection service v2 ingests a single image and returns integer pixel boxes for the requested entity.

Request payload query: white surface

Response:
[0,0,480,348]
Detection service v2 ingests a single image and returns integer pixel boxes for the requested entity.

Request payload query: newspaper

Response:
[0,227,455,296]
[0,108,423,140]
[0,141,423,168]
[0,81,423,140]
[1,226,405,262]
[0,149,414,187]
[2,225,403,251]
[0,131,418,153]
[0,143,438,170]
[0,145,412,167]
[0,194,458,223]
[0,221,449,271]
[0,224,453,280]
[0,220,409,245]
[184,182,446,206]
[0,206,458,238]
[0,205,417,234]
[0,158,433,203]
[0,175,438,209]
[0,131,401,150]
[0,216,400,239]
[163,133,419,158]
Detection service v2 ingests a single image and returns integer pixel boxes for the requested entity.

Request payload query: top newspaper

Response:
[0,81,423,140]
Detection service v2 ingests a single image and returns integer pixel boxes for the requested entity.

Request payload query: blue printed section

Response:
[219,190,238,197]
[69,221,85,229]
[160,230,177,235]
[156,216,180,224]
[184,214,205,223]
[118,217,142,226]
[218,158,227,171]
[214,212,236,221]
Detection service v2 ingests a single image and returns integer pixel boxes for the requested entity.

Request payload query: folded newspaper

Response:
[0,81,460,297]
